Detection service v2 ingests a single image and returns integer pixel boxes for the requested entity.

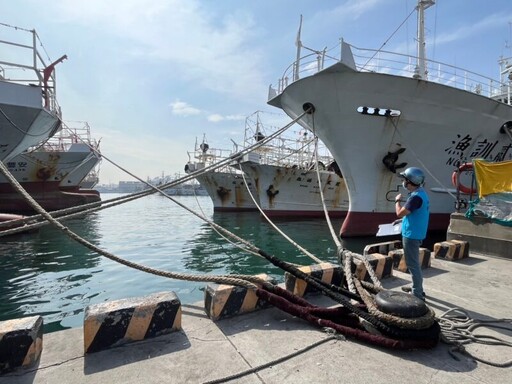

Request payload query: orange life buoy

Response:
[451,163,476,194]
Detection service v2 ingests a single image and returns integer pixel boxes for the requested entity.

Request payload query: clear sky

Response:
[2,0,512,184]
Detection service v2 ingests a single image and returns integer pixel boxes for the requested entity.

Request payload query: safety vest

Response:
[402,188,430,240]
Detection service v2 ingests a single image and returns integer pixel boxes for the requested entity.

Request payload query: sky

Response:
[2,0,512,184]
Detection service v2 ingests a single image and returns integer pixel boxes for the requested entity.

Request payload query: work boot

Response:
[401,286,426,300]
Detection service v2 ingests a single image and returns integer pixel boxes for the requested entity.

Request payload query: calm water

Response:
[0,194,444,333]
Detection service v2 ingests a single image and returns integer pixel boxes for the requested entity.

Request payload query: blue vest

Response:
[402,188,430,240]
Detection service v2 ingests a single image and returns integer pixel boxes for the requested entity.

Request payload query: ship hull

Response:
[0,149,101,212]
[241,162,348,218]
[195,171,258,211]
[270,62,512,236]
[59,146,101,191]
[0,82,61,161]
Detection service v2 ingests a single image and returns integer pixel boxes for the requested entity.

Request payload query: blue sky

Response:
[2,0,512,183]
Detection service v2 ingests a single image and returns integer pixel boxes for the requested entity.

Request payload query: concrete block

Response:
[284,262,343,297]
[0,316,43,373]
[434,240,470,261]
[389,248,431,272]
[363,240,402,256]
[84,291,181,354]
[204,274,275,321]
[447,212,511,259]
[352,253,394,282]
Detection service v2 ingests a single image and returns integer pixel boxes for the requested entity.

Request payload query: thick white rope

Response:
[236,162,323,264]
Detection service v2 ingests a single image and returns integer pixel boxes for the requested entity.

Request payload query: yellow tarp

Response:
[473,159,512,198]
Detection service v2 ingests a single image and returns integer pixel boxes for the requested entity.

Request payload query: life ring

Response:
[451,162,476,194]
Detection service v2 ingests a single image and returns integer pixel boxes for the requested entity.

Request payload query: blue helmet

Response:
[399,167,425,186]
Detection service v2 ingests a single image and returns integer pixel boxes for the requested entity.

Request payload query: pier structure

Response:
[1,215,511,383]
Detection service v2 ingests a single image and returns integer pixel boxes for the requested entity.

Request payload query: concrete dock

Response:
[1,251,511,384]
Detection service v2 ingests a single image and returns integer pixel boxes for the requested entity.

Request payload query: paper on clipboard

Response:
[376,219,402,237]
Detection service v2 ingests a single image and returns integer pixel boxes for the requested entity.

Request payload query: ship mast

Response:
[414,0,435,80]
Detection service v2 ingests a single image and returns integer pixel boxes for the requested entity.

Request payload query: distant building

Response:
[117,181,145,193]
[94,179,207,196]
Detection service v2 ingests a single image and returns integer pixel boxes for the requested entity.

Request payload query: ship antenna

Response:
[506,21,512,56]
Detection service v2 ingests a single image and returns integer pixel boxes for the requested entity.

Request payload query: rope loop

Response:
[437,308,512,367]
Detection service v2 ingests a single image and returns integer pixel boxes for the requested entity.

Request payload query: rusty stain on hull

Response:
[30,153,60,181]
[245,164,349,212]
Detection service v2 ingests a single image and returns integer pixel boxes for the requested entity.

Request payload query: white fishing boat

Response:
[185,111,348,217]
[79,169,101,190]
[185,136,259,211]
[0,24,65,162]
[58,122,102,192]
[0,122,101,212]
[268,1,512,236]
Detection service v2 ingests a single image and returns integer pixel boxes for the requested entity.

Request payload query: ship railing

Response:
[187,138,334,174]
[186,145,242,174]
[239,110,336,168]
[25,121,98,153]
[248,138,335,169]
[0,25,64,115]
[269,41,512,106]
[58,121,99,148]
[186,110,336,175]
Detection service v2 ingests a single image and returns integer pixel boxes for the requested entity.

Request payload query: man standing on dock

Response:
[394,167,430,301]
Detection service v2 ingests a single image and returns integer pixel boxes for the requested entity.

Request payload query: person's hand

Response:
[395,193,402,203]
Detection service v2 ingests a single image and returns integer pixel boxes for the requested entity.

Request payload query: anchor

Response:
[382,148,407,173]
[266,185,279,198]
[217,186,230,199]
[327,160,343,178]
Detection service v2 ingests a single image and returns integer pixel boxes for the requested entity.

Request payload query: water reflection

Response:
[0,194,448,333]
[0,212,103,332]
[184,212,347,280]
[183,211,446,281]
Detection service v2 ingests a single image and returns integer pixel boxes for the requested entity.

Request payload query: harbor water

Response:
[0,193,444,333]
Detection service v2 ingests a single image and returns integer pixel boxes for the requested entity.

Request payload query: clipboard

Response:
[376,219,402,237]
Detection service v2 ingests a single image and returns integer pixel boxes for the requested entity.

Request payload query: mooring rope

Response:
[0,113,313,289]
[310,123,340,250]
[437,307,512,367]
[308,114,383,291]
[236,162,323,264]
[256,248,439,340]
[0,112,306,237]
[0,146,268,290]
[1,107,443,351]
[0,183,178,236]
[353,279,436,330]
[203,334,339,384]
[300,111,435,331]
[188,172,266,261]
[0,112,307,237]
[256,284,439,349]
[0,192,147,237]
[0,139,439,343]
